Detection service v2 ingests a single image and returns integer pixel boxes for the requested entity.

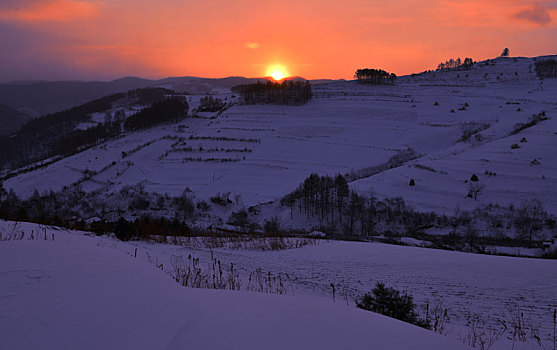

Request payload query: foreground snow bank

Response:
[0,231,469,349]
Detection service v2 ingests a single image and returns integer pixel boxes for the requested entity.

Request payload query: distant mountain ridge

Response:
[0,77,154,118]
[0,75,334,118]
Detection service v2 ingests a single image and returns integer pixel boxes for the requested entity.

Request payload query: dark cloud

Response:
[513,5,552,25]
[0,0,100,23]
[0,0,44,10]
[0,23,101,82]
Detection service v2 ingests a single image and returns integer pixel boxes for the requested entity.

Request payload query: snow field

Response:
[3,221,555,349]
[0,221,470,350]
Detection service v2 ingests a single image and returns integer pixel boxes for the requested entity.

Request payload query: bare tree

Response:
[468,183,485,200]
[104,111,112,125]
[514,199,546,242]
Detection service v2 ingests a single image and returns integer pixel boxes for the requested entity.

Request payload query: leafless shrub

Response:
[171,254,241,290]
[0,223,54,242]
[170,235,316,251]
[182,157,241,163]
[414,164,437,173]
[188,135,260,143]
[170,254,292,295]
[247,268,288,294]
[425,302,451,335]
[510,111,548,135]
[346,148,417,182]
[462,314,503,350]
[499,304,542,348]
[458,122,490,142]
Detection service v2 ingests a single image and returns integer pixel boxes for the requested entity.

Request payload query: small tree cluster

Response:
[281,173,349,223]
[437,57,474,70]
[197,95,226,112]
[281,173,436,237]
[210,192,233,206]
[227,209,251,230]
[356,282,430,329]
[127,87,176,105]
[354,68,396,84]
[264,216,281,234]
[232,80,312,105]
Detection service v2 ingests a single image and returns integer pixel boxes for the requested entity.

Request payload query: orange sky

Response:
[1,0,556,81]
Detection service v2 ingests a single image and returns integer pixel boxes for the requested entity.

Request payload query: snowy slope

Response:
[4,56,557,214]
[0,222,469,350]
[2,220,555,349]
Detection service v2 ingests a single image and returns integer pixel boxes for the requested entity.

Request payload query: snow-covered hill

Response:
[4,56,556,216]
[0,221,470,350]
[1,56,556,350]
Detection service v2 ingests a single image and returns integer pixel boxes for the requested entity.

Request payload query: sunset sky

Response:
[1,0,556,82]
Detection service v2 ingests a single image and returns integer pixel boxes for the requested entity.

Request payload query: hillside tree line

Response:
[280,173,433,237]
[0,93,124,169]
[280,173,556,248]
[124,97,188,131]
[0,88,186,170]
[0,176,555,253]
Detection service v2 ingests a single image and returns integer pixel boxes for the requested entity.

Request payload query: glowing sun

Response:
[267,64,289,81]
